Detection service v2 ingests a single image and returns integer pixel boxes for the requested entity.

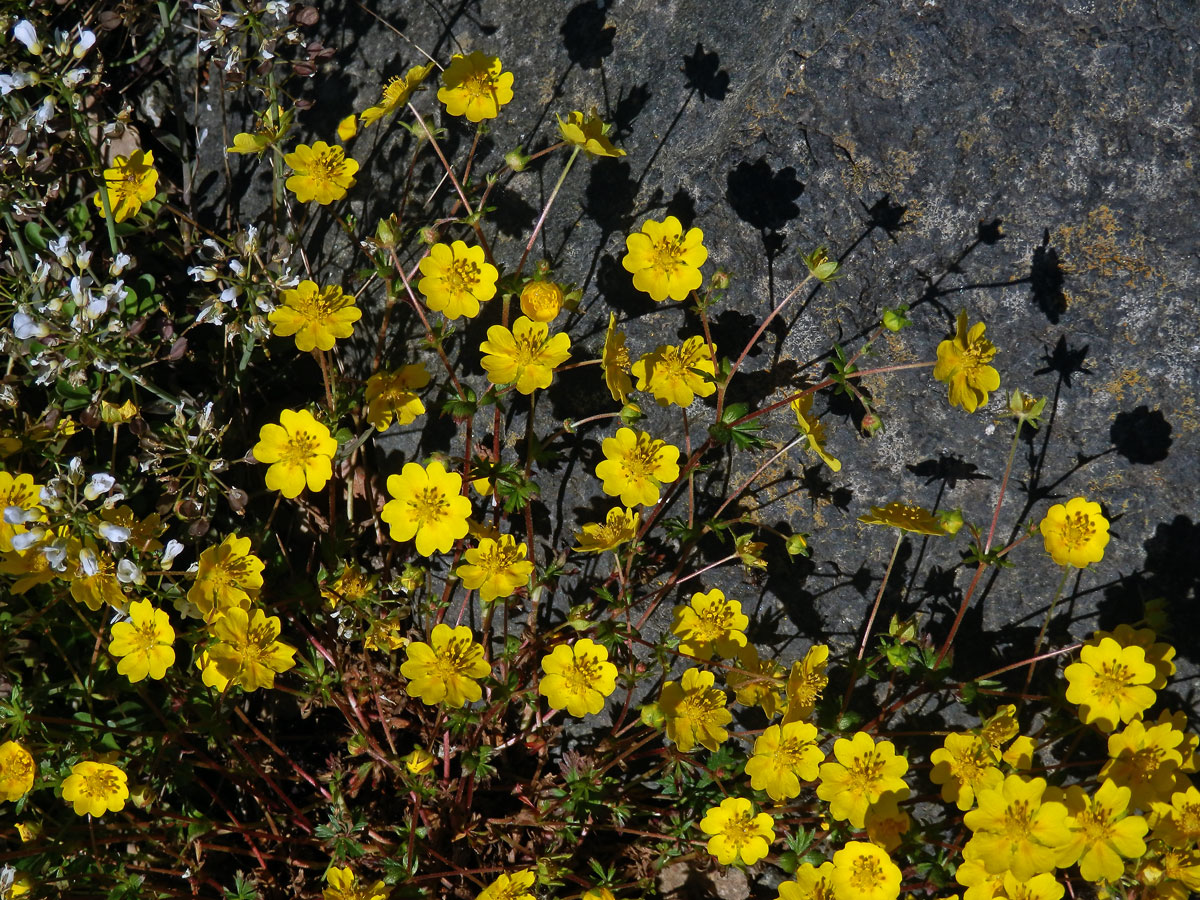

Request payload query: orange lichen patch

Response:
[1052,206,1159,287]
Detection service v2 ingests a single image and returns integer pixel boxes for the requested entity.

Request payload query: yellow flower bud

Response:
[519,280,564,323]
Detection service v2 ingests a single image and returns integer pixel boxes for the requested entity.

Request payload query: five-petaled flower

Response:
[700,797,775,865]
[475,870,536,900]
[817,731,910,828]
[401,623,490,708]
[366,364,430,431]
[61,760,128,817]
[776,862,836,900]
[188,533,264,622]
[929,732,1003,811]
[660,666,731,752]
[933,310,1001,413]
[0,741,35,801]
[438,51,514,122]
[538,638,618,717]
[601,313,634,404]
[381,461,472,557]
[458,534,533,602]
[622,215,708,302]
[670,587,748,660]
[745,721,823,801]
[595,427,681,507]
[962,774,1071,880]
[201,607,297,692]
[253,409,338,499]
[1064,636,1157,733]
[557,109,625,158]
[269,280,362,352]
[1039,497,1110,568]
[108,598,175,683]
[1057,779,1149,883]
[418,240,499,320]
[284,141,359,205]
[359,63,434,127]
[831,841,902,900]
[479,316,572,394]
[93,149,159,222]
[632,336,717,407]
[781,644,830,723]
[323,865,391,900]
[573,506,640,554]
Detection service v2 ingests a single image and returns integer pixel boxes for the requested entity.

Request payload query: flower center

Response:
[694,599,737,642]
[294,285,347,318]
[849,856,885,890]
[849,751,886,789]
[789,667,828,708]
[1129,747,1164,782]
[620,435,666,480]
[435,635,479,677]
[648,235,687,274]
[564,654,603,696]
[1002,799,1035,838]
[447,258,483,295]
[409,486,449,526]
[1095,661,1135,701]
[511,329,547,367]
[462,70,497,100]
[476,542,522,575]
[680,687,725,722]
[719,811,758,849]
[777,736,813,768]
[1076,805,1116,841]
[82,769,121,798]
[282,430,321,466]
[1060,511,1096,549]
[130,618,162,652]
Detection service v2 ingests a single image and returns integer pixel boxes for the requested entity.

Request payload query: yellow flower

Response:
[403,747,435,775]
[366,364,430,431]
[1087,625,1176,691]
[631,336,717,408]
[962,774,1071,880]
[933,310,1001,413]
[1101,718,1184,810]
[1038,497,1110,567]
[1057,780,1149,883]
[417,240,499,319]
[98,506,164,553]
[830,841,902,900]
[993,872,1063,900]
[363,618,408,653]
[359,63,433,127]
[817,731,910,828]
[227,104,292,154]
[438,51,514,122]
[556,109,625,158]
[108,598,175,683]
[479,316,572,394]
[538,638,618,717]
[622,216,708,302]
[336,114,358,142]
[776,862,835,900]
[93,149,158,221]
[204,607,297,692]
[660,667,731,752]
[573,506,640,554]
[858,502,947,535]
[519,279,564,322]
[1154,784,1200,847]
[323,866,391,900]
[1065,636,1156,732]
[865,791,911,853]
[70,546,126,612]
[0,472,44,553]
[980,704,1020,754]
[401,623,490,707]
[284,141,358,205]
[0,741,35,801]
[929,732,1003,811]
[670,587,748,660]
[253,408,338,499]
[60,760,128,817]
[700,797,774,865]
[320,563,377,609]
[269,280,362,352]
[228,132,272,154]
[726,644,785,718]
[601,313,634,404]
[381,461,472,557]
[745,721,822,801]
[188,534,265,622]
[791,394,841,472]
[0,544,60,594]
[594,427,681,507]
[781,644,830,723]
[953,857,1005,900]
[476,870,536,900]
[459,534,533,602]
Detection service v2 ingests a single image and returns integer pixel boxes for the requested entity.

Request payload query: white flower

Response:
[0,72,34,95]
[49,234,72,266]
[116,558,144,585]
[219,286,238,305]
[64,68,88,87]
[98,521,130,543]
[188,265,218,282]
[23,96,54,131]
[84,472,116,500]
[79,545,100,577]
[42,538,70,570]
[110,253,131,276]
[13,20,42,55]
[227,258,245,276]
[266,1,290,18]
[73,30,96,59]
[12,310,49,340]
[75,249,92,269]
[10,528,45,551]
[161,539,184,567]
